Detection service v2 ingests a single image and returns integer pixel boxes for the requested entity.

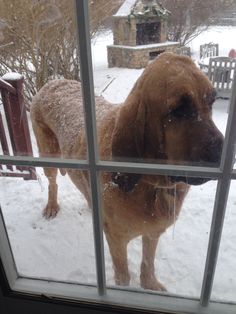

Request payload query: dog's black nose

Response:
[200,133,224,166]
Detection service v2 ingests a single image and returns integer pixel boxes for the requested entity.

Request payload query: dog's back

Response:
[31,79,113,159]
[30,79,118,207]
[31,79,85,158]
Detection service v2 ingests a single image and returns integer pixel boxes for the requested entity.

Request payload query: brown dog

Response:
[30,52,223,291]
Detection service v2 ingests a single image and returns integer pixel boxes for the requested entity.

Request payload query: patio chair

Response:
[200,43,219,59]
[176,46,191,57]
[207,56,236,99]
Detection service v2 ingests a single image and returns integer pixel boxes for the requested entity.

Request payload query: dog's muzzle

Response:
[169,132,224,186]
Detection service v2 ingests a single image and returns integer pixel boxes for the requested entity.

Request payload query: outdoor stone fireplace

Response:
[107,0,180,69]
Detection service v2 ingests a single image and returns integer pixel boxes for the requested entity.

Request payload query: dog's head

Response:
[111,52,223,192]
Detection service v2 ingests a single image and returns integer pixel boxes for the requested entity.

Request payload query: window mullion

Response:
[74,0,106,296]
[0,207,18,289]
[200,75,236,306]
[0,155,223,178]
[97,160,222,178]
[0,155,88,170]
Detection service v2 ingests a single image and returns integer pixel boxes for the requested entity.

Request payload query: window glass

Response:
[0,0,236,311]
[211,181,236,303]
[94,25,229,168]
[0,166,96,285]
[91,0,235,303]
[100,171,217,298]
[0,0,87,160]
[92,1,232,170]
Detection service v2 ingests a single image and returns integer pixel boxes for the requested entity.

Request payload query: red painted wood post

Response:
[0,111,13,171]
[1,73,36,179]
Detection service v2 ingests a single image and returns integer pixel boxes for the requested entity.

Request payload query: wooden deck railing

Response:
[0,73,36,180]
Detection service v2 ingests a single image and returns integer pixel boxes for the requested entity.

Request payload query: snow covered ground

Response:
[0,26,236,303]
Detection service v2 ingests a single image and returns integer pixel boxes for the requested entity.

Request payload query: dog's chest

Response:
[103,181,188,228]
[152,187,187,222]
[132,185,189,235]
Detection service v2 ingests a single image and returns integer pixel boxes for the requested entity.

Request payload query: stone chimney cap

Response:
[115,0,170,18]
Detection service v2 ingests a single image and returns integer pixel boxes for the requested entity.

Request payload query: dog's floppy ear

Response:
[112,98,146,159]
[111,94,146,192]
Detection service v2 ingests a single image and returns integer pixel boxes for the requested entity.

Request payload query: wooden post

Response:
[0,112,13,171]
[1,73,36,179]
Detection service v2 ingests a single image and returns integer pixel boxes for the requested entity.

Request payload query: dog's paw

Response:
[43,203,60,219]
[141,279,167,292]
[115,274,131,286]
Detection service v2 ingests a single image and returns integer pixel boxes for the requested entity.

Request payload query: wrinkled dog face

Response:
[165,92,223,184]
[111,53,224,190]
[162,88,222,164]
[141,54,223,185]
[163,89,223,184]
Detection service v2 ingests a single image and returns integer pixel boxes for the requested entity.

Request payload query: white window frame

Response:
[0,1,236,313]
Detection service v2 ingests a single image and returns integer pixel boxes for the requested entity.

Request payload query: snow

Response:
[107,41,179,50]
[1,26,236,304]
[2,72,23,80]
[114,0,137,16]
[189,25,236,60]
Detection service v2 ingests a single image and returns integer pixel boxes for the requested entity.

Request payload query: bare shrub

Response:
[0,0,123,107]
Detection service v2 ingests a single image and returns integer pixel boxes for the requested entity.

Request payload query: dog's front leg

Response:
[140,235,166,291]
[43,168,60,219]
[105,232,130,286]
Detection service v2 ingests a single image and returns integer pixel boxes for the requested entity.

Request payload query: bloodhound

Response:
[31,52,223,291]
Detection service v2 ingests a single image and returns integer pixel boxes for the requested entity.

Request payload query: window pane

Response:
[0,166,96,285]
[211,180,236,303]
[0,0,87,161]
[100,171,217,299]
[90,0,234,304]
[93,27,228,169]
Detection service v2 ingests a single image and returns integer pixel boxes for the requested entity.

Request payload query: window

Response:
[0,1,236,313]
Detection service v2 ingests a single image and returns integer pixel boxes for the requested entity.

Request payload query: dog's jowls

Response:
[31,52,223,291]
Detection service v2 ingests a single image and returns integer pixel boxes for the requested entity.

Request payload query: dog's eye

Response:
[169,95,197,120]
[171,102,196,119]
